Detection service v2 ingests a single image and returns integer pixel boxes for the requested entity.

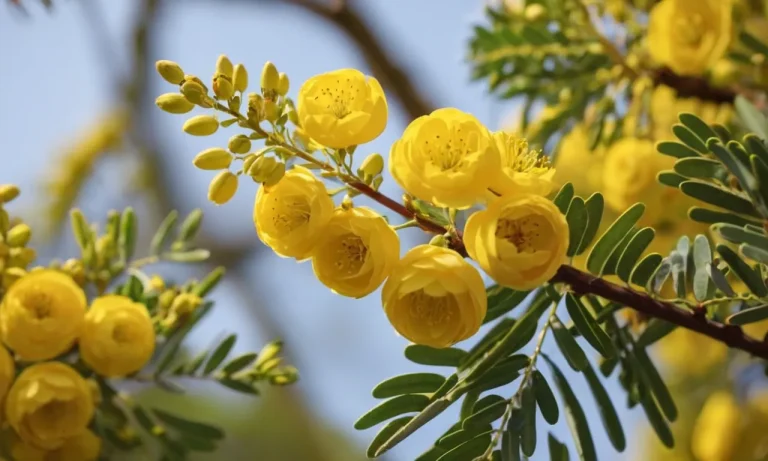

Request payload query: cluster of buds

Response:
[0,185,35,291]
[155,285,204,333]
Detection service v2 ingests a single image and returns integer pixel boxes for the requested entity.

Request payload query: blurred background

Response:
[0,0,743,460]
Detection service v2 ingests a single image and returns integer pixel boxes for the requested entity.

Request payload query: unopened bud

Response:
[248,93,264,122]
[261,62,280,96]
[248,156,277,181]
[278,72,290,96]
[7,224,31,247]
[208,171,238,205]
[213,76,234,100]
[155,93,194,114]
[216,55,234,79]
[255,340,283,369]
[233,64,249,93]
[263,162,286,187]
[183,115,219,136]
[341,195,354,210]
[228,134,251,154]
[181,79,208,106]
[149,275,165,292]
[359,153,384,177]
[0,185,20,203]
[193,148,232,170]
[242,153,258,174]
[156,60,185,84]
[264,100,280,122]
[2,267,26,289]
[429,234,448,247]
[269,366,298,385]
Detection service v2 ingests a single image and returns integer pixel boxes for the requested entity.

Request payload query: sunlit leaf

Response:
[587,203,645,275]
[354,395,431,430]
[372,373,446,399]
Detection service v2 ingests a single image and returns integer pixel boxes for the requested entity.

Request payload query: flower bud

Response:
[213,76,234,100]
[359,153,384,177]
[0,185,20,203]
[2,267,25,289]
[372,176,383,190]
[149,275,165,292]
[242,153,257,174]
[193,148,232,170]
[156,60,185,84]
[7,224,31,247]
[248,93,264,123]
[183,115,219,136]
[261,61,280,96]
[233,64,248,93]
[169,293,202,317]
[269,366,298,385]
[264,100,280,122]
[181,79,208,106]
[263,162,286,187]
[216,55,234,79]
[248,156,278,181]
[155,93,194,114]
[711,59,737,87]
[524,3,546,21]
[278,72,290,96]
[429,234,448,247]
[228,134,251,154]
[208,171,238,205]
[8,247,35,267]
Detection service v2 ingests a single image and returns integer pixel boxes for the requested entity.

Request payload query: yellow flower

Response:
[311,207,399,298]
[489,131,555,197]
[692,392,742,461]
[649,85,732,141]
[390,108,499,209]
[381,245,486,348]
[297,69,388,148]
[6,362,95,450]
[465,194,569,290]
[0,344,15,417]
[656,328,727,376]
[254,166,334,260]
[79,295,155,377]
[11,430,101,461]
[551,124,605,196]
[1,270,86,361]
[647,0,732,76]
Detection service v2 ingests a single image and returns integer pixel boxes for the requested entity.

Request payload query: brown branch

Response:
[651,67,737,104]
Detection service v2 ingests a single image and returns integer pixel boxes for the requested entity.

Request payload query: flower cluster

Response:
[158,58,570,349]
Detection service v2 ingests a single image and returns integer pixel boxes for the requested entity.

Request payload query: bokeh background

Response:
[0,1,676,459]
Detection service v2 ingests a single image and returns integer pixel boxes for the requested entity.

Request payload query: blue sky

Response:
[0,1,643,459]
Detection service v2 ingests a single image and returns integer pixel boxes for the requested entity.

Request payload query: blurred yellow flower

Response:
[0,344,15,418]
[656,328,727,376]
[311,207,399,298]
[647,0,732,76]
[489,131,555,197]
[382,245,486,348]
[6,362,94,450]
[11,429,100,461]
[254,166,334,260]
[552,124,605,196]
[465,194,568,290]
[390,108,499,209]
[650,85,732,141]
[79,295,155,377]
[297,69,388,148]
[1,270,86,361]
[692,391,741,461]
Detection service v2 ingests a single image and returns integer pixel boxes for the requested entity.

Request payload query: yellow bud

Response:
[248,93,264,123]
[261,61,280,96]
[149,275,165,292]
[208,171,238,205]
[181,80,208,106]
[429,234,448,247]
[8,247,35,267]
[155,93,194,114]
[264,100,280,122]
[62,258,85,285]
[711,59,738,87]
[216,55,234,79]
[263,162,286,187]
[524,3,546,20]
[2,267,26,289]
[278,72,290,96]
[228,134,251,154]
[0,185,20,203]
[213,76,234,100]
[242,153,257,174]
[156,60,185,84]
[169,292,202,316]
[248,156,277,181]
[7,224,31,247]
[255,341,283,369]
[359,153,384,177]
[193,148,232,170]
[159,290,177,311]
[233,64,249,93]
[183,115,219,136]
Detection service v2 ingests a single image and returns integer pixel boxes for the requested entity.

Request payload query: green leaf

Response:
[163,249,211,263]
[131,405,158,433]
[484,288,531,324]
[638,388,674,448]
[367,417,413,458]
[203,334,236,375]
[689,206,761,227]
[533,370,559,425]
[372,373,446,399]
[543,356,597,461]
[438,426,493,450]
[566,197,588,257]
[630,253,663,288]
[121,275,144,300]
[633,346,677,422]
[220,352,258,375]
[652,258,672,294]
[467,355,527,393]
[599,356,619,377]
[740,30,768,56]
[587,203,645,275]
[750,155,768,211]
[735,95,768,140]
[672,124,708,153]
[709,140,760,201]
[656,141,700,159]
[680,180,759,217]
[673,157,723,179]
[548,434,570,461]
[177,208,203,242]
[520,384,537,457]
[582,364,625,451]
[564,294,614,359]
[726,141,753,170]
[616,228,656,283]
[743,134,768,166]
[354,394,431,430]
[693,235,713,302]
[741,243,768,265]
[150,210,179,256]
[430,373,458,402]
[464,318,516,368]
[553,183,575,214]
[151,409,224,440]
[415,446,448,461]
[436,432,492,461]
[576,193,604,255]
[712,123,734,142]
[502,424,521,461]
[636,320,677,347]
[193,266,226,297]
[669,251,687,299]
[551,315,589,372]
[404,345,466,367]
[679,113,719,142]
[726,304,768,325]
[118,207,137,262]
[707,262,736,296]
[657,171,687,188]
[216,377,259,395]
[463,395,508,427]
[717,245,768,297]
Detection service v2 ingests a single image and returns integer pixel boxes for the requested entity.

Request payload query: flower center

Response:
[495,213,552,253]
[676,14,704,47]
[271,196,311,233]
[333,234,368,276]
[425,129,476,172]
[112,322,139,344]
[22,292,52,320]
[504,138,551,175]
[315,78,363,119]
[405,290,458,327]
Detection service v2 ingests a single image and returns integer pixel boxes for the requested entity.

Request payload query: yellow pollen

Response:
[505,138,551,174]
[313,78,362,119]
[333,234,368,275]
[426,128,469,172]
[495,215,542,253]
[23,292,52,320]
[271,196,311,233]
[406,290,457,327]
